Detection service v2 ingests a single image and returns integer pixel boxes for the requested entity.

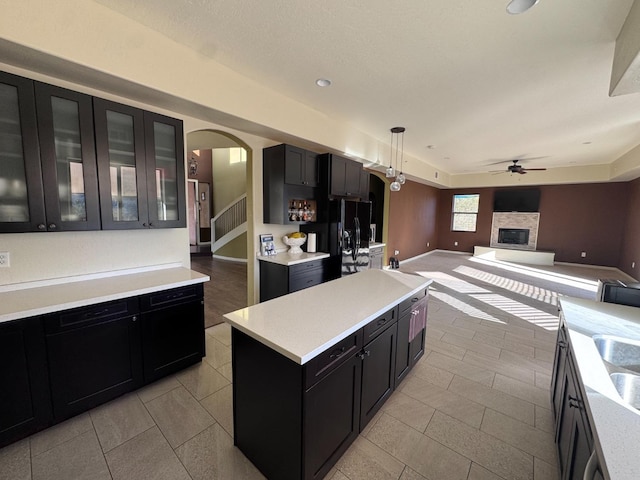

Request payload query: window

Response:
[452,194,480,232]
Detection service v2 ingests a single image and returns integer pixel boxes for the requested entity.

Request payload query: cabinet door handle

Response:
[357,350,371,360]
[568,396,581,409]
[37,223,46,230]
[132,315,137,322]
[48,223,57,230]
[558,340,567,348]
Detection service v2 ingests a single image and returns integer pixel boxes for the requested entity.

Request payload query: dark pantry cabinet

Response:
[0,71,101,233]
[0,316,51,448]
[1,284,205,448]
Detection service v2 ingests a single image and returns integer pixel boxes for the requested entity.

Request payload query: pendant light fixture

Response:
[385,128,395,178]
[389,127,405,192]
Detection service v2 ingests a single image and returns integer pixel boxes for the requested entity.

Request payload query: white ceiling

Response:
[93,0,640,177]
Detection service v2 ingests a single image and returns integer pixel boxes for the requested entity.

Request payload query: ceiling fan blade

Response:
[517,170,527,174]
[523,168,547,171]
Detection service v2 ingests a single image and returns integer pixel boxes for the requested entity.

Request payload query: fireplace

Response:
[498,228,529,245]
[490,212,539,250]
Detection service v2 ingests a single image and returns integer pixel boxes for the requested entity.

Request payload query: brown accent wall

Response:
[437,183,630,267]
[387,180,439,262]
[619,177,640,277]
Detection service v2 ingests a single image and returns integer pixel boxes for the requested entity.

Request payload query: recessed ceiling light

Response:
[506,0,540,14]
[315,78,332,87]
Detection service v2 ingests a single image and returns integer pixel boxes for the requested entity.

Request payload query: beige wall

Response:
[211,149,248,217]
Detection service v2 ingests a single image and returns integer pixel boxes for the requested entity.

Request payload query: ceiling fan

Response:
[493,159,547,175]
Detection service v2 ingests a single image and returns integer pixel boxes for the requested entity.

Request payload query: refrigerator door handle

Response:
[353,217,360,261]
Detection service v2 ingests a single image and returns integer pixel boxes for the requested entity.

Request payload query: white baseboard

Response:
[211,254,248,264]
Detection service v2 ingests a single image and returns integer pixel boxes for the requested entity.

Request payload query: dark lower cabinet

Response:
[2,284,205,447]
[140,284,205,383]
[360,321,397,430]
[260,258,335,302]
[44,299,143,421]
[304,354,362,480]
[552,316,601,480]
[0,317,51,448]
[395,288,428,387]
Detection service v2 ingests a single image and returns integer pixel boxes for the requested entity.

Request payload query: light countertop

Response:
[559,297,640,480]
[224,269,431,364]
[0,266,209,324]
[257,251,330,266]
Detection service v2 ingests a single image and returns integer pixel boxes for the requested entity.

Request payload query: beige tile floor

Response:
[2,252,626,480]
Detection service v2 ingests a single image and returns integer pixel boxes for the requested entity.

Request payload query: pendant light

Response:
[385,128,395,178]
[389,127,405,191]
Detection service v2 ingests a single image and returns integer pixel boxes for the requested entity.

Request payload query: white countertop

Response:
[369,242,386,248]
[0,267,209,324]
[224,269,431,365]
[257,251,330,266]
[559,297,640,480]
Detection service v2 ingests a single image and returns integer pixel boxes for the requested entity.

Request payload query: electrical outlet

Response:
[454,241,458,246]
[427,242,430,247]
[394,250,399,255]
[581,251,586,258]
[633,262,636,269]
[0,251,10,267]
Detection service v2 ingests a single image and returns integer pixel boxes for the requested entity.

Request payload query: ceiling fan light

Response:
[506,0,539,15]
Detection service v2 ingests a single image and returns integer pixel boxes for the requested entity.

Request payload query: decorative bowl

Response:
[283,233,307,254]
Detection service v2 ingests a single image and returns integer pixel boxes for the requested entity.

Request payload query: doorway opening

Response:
[186,129,250,327]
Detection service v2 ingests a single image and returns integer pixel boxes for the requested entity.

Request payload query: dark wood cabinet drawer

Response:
[363,306,398,345]
[305,330,363,389]
[289,259,324,276]
[45,299,139,333]
[290,271,324,292]
[139,284,203,311]
[399,287,429,315]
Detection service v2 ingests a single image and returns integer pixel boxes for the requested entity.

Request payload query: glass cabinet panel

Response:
[50,96,87,222]
[152,121,179,221]
[0,83,30,223]
[106,110,140,222]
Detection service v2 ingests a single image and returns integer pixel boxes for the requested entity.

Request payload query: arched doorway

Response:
[186,129,251,327]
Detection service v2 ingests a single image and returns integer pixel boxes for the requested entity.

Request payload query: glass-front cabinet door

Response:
[35,83,100,231]
[0,71,46,232]
[94,98,148,230]
[144,111,185,228]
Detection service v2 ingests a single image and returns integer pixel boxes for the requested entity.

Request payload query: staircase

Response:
[210,194,247,256]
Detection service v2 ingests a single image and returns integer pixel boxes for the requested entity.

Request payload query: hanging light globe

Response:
[390,180,401,192]
[396,172,406,185]
[385,166,395,178]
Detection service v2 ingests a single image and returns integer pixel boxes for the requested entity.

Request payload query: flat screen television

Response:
[493,188,540,212]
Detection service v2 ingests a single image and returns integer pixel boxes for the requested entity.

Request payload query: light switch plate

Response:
[0,251,9,267]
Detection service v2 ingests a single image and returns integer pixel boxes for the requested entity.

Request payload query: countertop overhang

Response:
[224,268,432,365]
[257,251,330,266]
[0,266,210,324]
[560,297,640,480]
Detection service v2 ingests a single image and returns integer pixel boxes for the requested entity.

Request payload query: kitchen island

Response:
[554,298,640,480]
[224,269,432,480]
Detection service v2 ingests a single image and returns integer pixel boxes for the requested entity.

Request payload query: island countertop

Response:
[0,266,209,324]
[224,268,431,364]
[560,297,640,480]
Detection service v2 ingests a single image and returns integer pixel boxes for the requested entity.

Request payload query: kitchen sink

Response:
[593,335,640,374]
[610,373,640,410]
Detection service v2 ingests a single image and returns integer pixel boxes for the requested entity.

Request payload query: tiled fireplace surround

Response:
[490,212,540,251]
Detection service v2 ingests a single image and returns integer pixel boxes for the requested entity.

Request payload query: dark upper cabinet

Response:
[263,144,321,224]
[322,154,363,198]
[0,317,51,448]
[34,83,101,231]
[359,169,370,201]
[94,99,186,229]
[283,145,319,187]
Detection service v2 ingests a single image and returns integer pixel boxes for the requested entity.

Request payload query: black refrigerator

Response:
[302,199,371,276]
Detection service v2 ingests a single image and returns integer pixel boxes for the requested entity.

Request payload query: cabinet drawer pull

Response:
[38,223,46,230]
[377,318,388,326]
[329,346,347,359]
[48,223,57,230]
